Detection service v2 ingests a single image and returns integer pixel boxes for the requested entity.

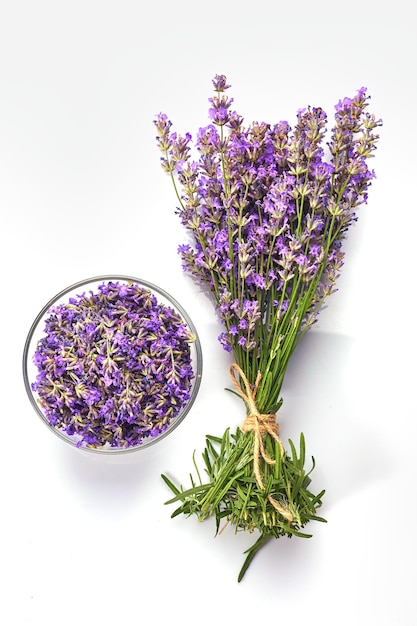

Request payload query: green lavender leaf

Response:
[161,426,326,580]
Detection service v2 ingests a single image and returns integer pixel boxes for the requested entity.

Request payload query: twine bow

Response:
[229,363,293,522]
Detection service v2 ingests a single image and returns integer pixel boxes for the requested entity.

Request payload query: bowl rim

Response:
[22,274,203,454]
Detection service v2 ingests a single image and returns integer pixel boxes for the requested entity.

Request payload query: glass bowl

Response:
[23,275,203,455]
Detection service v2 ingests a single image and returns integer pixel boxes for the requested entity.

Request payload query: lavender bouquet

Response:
[154,75,381,580]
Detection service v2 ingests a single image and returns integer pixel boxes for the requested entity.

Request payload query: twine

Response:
[229,363,293,522]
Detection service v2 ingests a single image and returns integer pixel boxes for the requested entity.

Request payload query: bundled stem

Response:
[162,425,326,581]
[229,364,292,521]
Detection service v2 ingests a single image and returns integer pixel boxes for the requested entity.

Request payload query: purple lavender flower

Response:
[154,77,381,413]
[31,281,197,449]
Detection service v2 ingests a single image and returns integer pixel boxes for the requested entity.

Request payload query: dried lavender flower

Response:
[30,280,197,449]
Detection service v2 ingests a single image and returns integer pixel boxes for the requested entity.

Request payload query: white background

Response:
[1,1,415,624]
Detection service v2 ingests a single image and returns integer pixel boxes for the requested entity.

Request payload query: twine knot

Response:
[229,363,293,522]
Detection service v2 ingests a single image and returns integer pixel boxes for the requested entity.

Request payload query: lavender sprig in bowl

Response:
[23,276,202,454]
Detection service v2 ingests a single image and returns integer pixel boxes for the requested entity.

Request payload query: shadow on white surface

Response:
[50,434,174,517]
[279,329,394,513]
